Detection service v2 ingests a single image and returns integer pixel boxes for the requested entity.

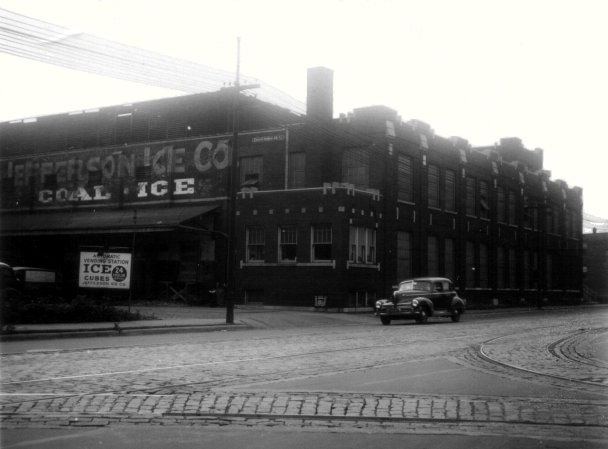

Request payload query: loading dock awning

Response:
[0,205,218,236]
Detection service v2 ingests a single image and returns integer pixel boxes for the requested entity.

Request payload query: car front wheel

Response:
[451,309,461,322]
[415,309,428,324]
[380,316,391,325]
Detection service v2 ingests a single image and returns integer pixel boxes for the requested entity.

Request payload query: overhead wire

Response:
[0,7,306,115]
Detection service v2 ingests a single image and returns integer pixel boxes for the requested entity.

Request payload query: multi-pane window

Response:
[497,186,507,223]
[479,243,489,287]
[427,235,439,275]
[465,241,475,287]
[444,169,456,211]
[466,177,476,216]
[397,154,414,202]
[497,246,507,288]
[278,226,297,262]
[349,226,376,264]
[427,164,440,208]
[240,156,263,187]
[397,231,413,280]
[246,227,265,262]
[342,148,369,189]
[546,253,553,289]
[312,224,332,261]
[444,238,455,280]
[509,247,517,288]
[523,249,531,288]
[508,190,517,225]
[288,152,306,189]
[479,180,490,219]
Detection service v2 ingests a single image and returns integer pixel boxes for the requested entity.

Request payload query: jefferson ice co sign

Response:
[0,136,232,210]
[79,252,132,290]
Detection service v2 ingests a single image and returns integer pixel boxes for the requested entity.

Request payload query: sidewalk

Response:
[0,316,250,341]
[1,303,604,342]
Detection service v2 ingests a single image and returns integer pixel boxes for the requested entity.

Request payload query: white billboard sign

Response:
[78,251,132,290]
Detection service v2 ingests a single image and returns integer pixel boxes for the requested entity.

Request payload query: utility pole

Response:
[225,37,259,324]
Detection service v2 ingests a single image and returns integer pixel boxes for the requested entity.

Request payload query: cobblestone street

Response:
[1,307,607,446]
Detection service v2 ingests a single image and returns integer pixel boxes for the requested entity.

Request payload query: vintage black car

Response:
[375,277,466,325]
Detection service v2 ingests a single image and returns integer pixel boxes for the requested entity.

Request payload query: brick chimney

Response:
[306,67,333,122]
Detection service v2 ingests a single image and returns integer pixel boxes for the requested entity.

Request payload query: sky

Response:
[1,0,607,219]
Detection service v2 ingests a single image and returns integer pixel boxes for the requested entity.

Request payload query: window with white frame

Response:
[278,226,297,262]
[349,226,376,264]
[246,227,265,262]
[311,224,332,261]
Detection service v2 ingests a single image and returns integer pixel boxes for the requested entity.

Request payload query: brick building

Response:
[584,231,608,303]
[0,67,584,309]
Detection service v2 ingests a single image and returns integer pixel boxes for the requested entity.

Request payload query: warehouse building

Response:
[0,67,583,308]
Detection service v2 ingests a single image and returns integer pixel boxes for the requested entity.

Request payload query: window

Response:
[497,187,506,223]
[397,232,413,280]
[278,226,297,262]
[427,235,439,275]
[497,247,507,288]
[240,156,263,188]
[312,224,332,261]
[479,180,490,219]
[444,238,455,280]
[509,247,517,288]
[398,154,414,202]
[479,243,489,288]
[349,226,376,264]
[508,190,517,225]
[246,227,265,262]
[465,241,475,287]
[444,169,456,211]
[342,148,369,188]
[288,152,306,188]
[466,177,476,216]
[427,164,439,208]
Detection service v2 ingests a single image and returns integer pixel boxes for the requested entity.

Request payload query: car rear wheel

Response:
[415,309,428,324]
[451,309,461,322]
[380,316,391,325]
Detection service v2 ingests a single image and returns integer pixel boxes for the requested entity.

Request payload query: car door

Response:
[432,280,450,310]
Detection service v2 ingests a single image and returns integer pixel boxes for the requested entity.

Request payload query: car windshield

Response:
[398,280,431,292]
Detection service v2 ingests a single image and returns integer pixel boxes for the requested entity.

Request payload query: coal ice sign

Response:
[78,252,132,290]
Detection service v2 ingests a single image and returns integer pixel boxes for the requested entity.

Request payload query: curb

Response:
[0,322,251,341]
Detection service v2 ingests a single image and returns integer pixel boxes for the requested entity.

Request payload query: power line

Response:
[0,7,306,115]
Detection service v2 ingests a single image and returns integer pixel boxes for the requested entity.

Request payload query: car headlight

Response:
[375,300,383,308]
[412,299,419,307]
